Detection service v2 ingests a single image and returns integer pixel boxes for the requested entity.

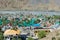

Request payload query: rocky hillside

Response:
[0,0,28,10]
[0,0,60,11]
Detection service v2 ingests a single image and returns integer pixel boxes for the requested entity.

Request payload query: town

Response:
[0,11,60,40]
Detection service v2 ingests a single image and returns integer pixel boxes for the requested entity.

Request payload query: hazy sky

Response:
[28,0,49,5]
[28,0,60,5]
[55,0,60,5]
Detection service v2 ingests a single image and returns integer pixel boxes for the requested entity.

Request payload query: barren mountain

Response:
[0,0,28,10]
[0,0,60,11]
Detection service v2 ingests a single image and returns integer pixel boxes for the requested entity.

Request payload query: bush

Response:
[56,32,60,36]
[27,37,34,40]
[57,37,60,40]
[0,32,3,40]
[52,37,56,40]
[12,38,21,40]
[38,31,46,39]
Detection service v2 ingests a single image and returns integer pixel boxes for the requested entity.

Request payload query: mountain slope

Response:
[0,0,60,11]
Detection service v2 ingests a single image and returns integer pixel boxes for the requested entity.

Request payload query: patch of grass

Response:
[27,37,34,40]
[0,32,4,40]
[38,31,46,39]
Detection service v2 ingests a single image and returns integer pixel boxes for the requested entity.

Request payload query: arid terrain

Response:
[0,0,60,11]
[40,29,60,40]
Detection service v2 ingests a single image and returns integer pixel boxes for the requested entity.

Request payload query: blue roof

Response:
[32,23,40,27]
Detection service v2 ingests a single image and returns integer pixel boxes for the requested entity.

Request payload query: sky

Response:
[28,0,49,5]
[28,0,60,5]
